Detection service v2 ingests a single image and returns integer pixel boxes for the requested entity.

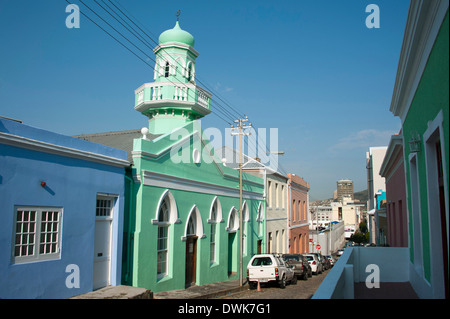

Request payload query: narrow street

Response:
[217,268,331,299]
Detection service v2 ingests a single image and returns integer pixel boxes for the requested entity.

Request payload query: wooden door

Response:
[185,236,197,287]
[257,240,262,254]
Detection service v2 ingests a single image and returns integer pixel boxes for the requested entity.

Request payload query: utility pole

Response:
[230,116,252,287]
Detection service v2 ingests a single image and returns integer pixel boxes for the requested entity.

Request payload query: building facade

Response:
[124,21,265,293]
[379,133,408,247]
[336,179,354,201]
[330,198,361,231]
[0,118,128,298]
[264,172,289,254]
[389,0,448,298]
[287,174,309,254]
[366,146,387,211]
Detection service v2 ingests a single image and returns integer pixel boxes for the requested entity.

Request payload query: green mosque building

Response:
[79,19,266,293]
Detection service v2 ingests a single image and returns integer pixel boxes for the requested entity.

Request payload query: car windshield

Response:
[284,256,299,262]
[252,257,272,266]
[305,255,314,261]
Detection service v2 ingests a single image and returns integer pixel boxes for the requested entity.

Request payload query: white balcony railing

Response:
[312,247,411,299]
[135,82,211,110]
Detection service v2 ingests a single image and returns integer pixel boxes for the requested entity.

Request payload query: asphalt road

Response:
[217,268,331,299]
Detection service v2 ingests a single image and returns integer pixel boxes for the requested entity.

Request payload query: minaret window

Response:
[187,64,192,82]
[165,62,170,78]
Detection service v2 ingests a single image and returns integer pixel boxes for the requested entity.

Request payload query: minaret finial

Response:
[176,10,181,21]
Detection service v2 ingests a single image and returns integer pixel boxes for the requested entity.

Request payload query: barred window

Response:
[13,207,62,263]
[96,197,113,217]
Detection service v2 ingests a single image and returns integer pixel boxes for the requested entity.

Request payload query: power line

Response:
[65,0,288,174]
[108,0,245,121]
[103,1,285,172]
[67,0,235,125]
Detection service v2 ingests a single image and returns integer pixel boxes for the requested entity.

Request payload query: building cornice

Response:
[0,132,130,168]
[390,0,449,123]
[153,42,200,58]
[138,170,264,200]
[379,134,403,179]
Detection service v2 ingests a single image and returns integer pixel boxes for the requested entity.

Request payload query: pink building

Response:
[287,174,310,253]
[380,133,408,247]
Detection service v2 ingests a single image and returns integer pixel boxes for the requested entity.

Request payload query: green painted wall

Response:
[402,11,449,283]
[123,121,265,292]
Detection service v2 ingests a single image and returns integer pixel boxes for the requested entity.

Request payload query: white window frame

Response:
[409,153,424,276]
[12,206,63,264]
[423,110,448,298]
[208,198,222,265]
[226,207,239,233]
[153,190,179,280]
[156,195,170,279]
[256,202,264,238]
[242,201,249,256]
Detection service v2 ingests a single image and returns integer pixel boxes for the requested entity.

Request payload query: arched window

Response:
[210,201,217,264]
[157,195,170,278]
[165,61,170,78]
[256,202,263,237]
[187,213,196,236]
[182,205,204,240]
[208,197,222,264]
[227,207,239,233]
[242,201,249,255]
[153,190,179,279]
[186,61,194,82]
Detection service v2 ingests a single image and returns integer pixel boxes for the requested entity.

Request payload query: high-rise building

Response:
[336,179,354,202]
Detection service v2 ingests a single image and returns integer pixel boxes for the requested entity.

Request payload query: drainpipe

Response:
[287,179,290,254]
[124,174,134,284]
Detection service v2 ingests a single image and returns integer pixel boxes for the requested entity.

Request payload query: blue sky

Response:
[0,0,410,200]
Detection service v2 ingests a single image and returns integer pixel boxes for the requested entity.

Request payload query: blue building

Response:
[0,117,129,298]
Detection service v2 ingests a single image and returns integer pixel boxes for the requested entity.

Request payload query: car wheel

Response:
[249,282,257,290]
[279,276,286,289]
[291,276,297,285]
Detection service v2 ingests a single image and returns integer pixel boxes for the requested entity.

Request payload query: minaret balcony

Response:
[134,82,212,116]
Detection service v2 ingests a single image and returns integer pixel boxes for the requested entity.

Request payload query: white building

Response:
[366,146,387,211]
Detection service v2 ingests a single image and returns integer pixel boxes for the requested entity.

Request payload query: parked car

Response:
[337,248,345,256]
[321,254,331,270]
[300,254,313,278]
[325,255,336,267]
[304,253,323,275]
[247,254,297,289]
[282,254,311,280]
[312,252,329,270]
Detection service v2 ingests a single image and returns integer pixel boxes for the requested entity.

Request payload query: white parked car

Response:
[304,254,323,275]
[247,254,296,289]
[337,248,345,256]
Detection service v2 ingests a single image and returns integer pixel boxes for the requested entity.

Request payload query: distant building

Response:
[379,133,408,247]
[366,147,387,211]
[330,197,362,231]
[336,179,354,201]
[287,174,309,254]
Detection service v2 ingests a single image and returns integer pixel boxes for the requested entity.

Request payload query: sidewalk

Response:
[153,279,248,299]
[69,280,248,299]
[70,285,153,299]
